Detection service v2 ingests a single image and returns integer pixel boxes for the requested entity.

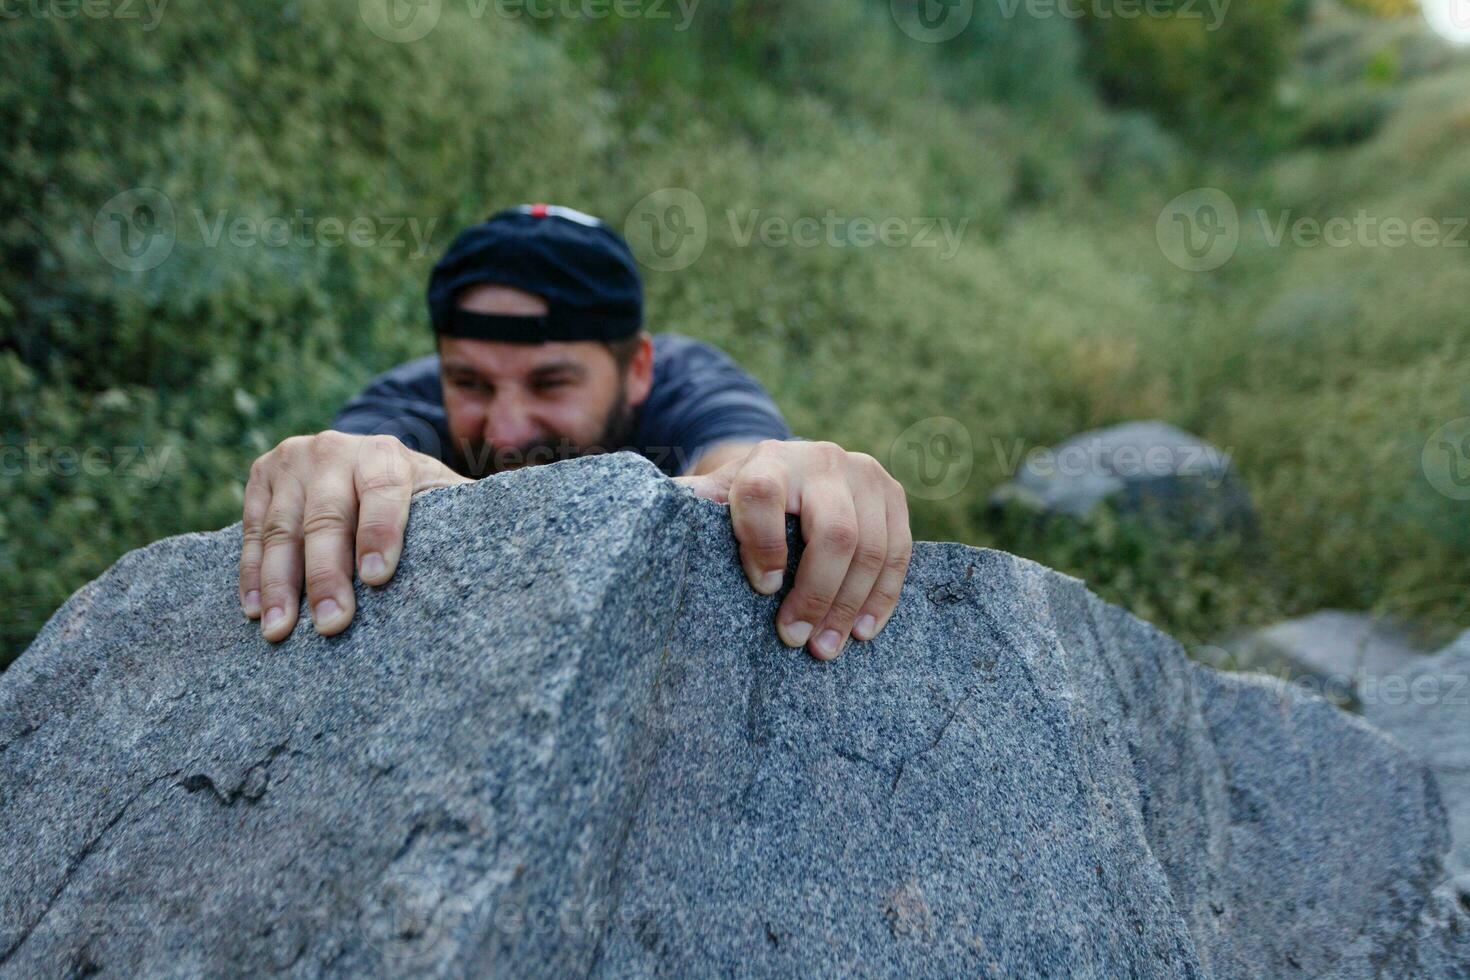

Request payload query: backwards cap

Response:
[427,204,642,343]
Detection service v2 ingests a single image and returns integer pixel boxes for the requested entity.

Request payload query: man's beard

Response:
[449,386,638,479]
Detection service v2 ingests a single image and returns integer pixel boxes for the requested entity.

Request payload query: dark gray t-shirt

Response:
[330,333,791,476]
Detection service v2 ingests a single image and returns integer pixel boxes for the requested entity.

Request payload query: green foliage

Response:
[1365,44,1402,84]
[1291,84,1400,147]
[989,506,1282,650]
[4,0,1469,666]
[1340,0,1418,17]
[1077,0,1295,134]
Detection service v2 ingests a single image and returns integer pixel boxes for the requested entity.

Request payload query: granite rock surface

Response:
[2,454,1464,978]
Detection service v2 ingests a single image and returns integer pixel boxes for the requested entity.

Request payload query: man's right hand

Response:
[239,431,470,641]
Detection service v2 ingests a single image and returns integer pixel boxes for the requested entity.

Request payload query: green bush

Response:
[4,0,1469,666]
[1077,0,1295,133]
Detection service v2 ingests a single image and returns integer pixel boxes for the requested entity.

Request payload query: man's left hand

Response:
[675,440,912,660]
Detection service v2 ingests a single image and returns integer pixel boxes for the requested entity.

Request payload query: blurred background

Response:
[3,0,1469,668]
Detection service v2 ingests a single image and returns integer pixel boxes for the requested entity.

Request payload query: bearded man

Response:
[238,204,912,661]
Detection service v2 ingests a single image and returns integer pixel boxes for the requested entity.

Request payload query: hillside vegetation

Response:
[3,0,1468,664]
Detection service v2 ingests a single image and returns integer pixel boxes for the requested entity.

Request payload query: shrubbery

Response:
[4,0,1469,664]
[1077,0,1295,133]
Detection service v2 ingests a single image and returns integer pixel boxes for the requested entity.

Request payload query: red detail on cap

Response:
[530,203,549,217]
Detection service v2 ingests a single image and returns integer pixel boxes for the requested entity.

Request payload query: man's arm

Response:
[327,355,453,461]
[656,340,912,661]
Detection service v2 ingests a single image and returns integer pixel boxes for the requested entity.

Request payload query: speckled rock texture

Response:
[2,454,1465,978]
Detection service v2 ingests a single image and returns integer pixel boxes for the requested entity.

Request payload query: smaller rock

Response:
[1220,610,1428,706]
[1363,629,1470,884]
[987,420,1254,538]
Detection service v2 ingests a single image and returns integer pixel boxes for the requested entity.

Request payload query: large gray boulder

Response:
[1,454,1464,978]
[1363,629,1470,889]
[988,421,1255,538]
[1219,610,1428,707]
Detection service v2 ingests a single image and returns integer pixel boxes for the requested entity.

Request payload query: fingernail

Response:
[360,553,385,580]
[811,629,844,659]
[313,598,342,627]
[243,590,261,616]
[853,614,877,640]
[263,607,285,633]
[757,570,784,595]
[779,620,813,648]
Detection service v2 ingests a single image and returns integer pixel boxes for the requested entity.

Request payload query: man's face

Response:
[438,284,651,477]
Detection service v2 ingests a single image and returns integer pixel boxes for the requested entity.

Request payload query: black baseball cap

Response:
[427,204,643,343]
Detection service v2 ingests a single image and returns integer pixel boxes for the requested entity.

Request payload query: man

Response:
[238,204,912,661]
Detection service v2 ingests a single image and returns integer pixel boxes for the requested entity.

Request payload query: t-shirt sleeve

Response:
[328,355,454,463]
[640,337,793,474]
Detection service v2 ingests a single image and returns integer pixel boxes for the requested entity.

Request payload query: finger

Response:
[301,464,359,637]
[726,456,792,597]
[808,476,888,660]
[852,481,913,641]
[355,437,415,586]
[258,474,307,643]
[239,460,271,619]
[777,476,858,652]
